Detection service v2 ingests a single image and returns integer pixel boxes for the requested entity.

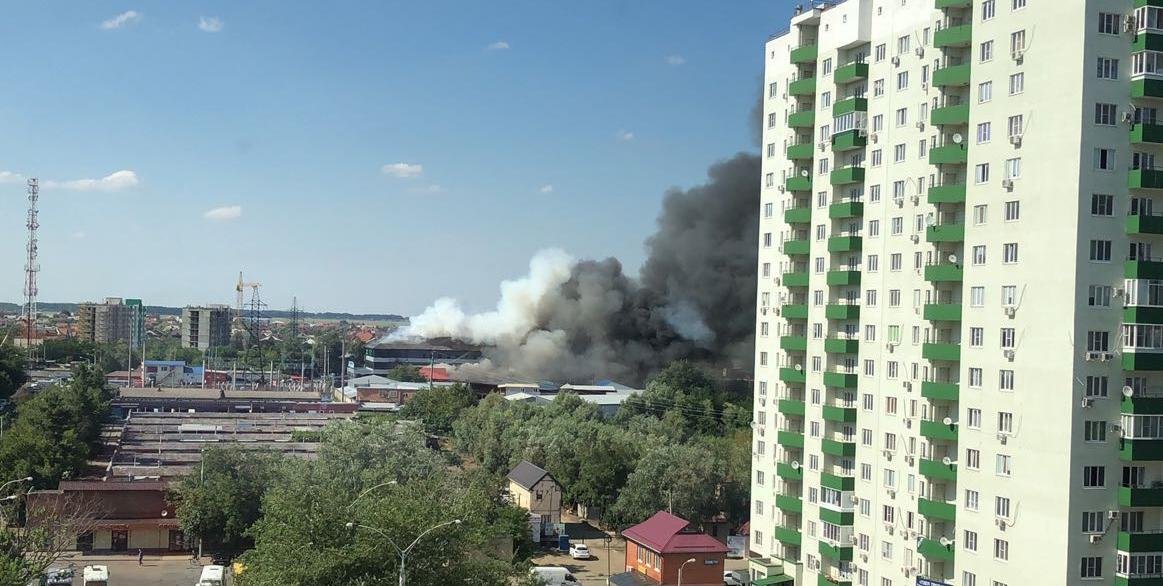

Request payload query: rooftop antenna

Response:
[22,179,39,364]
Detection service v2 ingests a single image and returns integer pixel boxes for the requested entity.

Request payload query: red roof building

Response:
[616,511,728,586]
[418,366,451,382]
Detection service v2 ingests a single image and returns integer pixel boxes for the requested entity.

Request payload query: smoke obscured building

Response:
[353,338,482,376]
[76,297,144,348]
[181,305,231,350]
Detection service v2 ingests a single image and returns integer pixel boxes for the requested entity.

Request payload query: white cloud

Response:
[100,10,141,30]
[72,231,86,239]
[382,162,423,178]
[203,205,242,221]
[45,170,140,192]
[198,16,223,33]
[665,55,686,66]
[0,171,23,183]
[487,41,510,50]
[539,184,554,194]
[616,130,635,142]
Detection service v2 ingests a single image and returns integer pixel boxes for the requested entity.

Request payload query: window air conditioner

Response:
[819,141,828,151]
[1004,306,1017,318]
[916,121,925,131]
[1003,349,1015,361]
[779,186,786,193]
[910,234,920,243]
[1125,15,1137,34]
[1009,134,1023,147]
[1081,397,1095,408]
[1089,534,1102,543]
[892,56,901,66]
[915,47,925,58]
[1002,179,1014,190]
[1011,49,1024,63]
[997,433,1008,445]
[870,132,878,143]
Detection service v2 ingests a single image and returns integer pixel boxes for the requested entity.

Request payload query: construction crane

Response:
[236,272,261,317]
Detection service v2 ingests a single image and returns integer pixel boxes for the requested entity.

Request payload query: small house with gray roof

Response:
[506,461,562,536]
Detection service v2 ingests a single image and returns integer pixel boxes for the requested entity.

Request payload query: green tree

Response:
[170,448,282,555]
[607,443,722,529]
[0,345,28,401]
[386,364,426,383]
[400,384,474,435]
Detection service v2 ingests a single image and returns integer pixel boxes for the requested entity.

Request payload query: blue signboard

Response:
[917,577,953,586]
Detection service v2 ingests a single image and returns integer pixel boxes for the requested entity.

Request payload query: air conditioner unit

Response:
[819,141,828,151]
[1003,349,1015,361]
[761,307,768,315]
[1109,510,1120,520]
[1085,351,1098,361]
[916,121,925,131]
[1012,49,1025,63]
[1115,287,1126,297]
[885,525,894,535]
[911,194,920,204]
[861,554,869,563]
[910,234,920,243]
[1009,134,1023,147]
[893,196,904,207]
[1081,397,1095,408]
[996,518,1007,530]
[905,455,915,465]
[1004,306,1017,318]
[903,381,913,390]
[892,56,901,66]
[1002,179,1014,190]
[905,418,914,429]
[921,81,929,91]
[883,449,893,459]
[915,47,925,58]
[870,132,879,143]
[997,433,1008,445]
[778,185,787,193]
[1089,534,1103,543]
[888,489,897,498]
[1125,15,1137,33]
[1124,111,1135,125]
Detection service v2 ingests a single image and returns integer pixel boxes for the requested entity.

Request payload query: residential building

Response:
[76,297,144,348]
[181,305,232,350]
[753,2,1163,586]
[612,511,727,586]
[505,461,562,537]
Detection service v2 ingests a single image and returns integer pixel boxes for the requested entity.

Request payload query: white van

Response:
[82,565,108,586]
[529,566,581,586]
[197,565,226,586]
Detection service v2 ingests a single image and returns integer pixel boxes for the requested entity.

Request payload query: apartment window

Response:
[1011,30,1026,54]
[821,91,832,109]
[1009,72,1024,95]
[1090,240,1112,262]
[1095,103,1118,125]
[982,0,996,20]
[919,138,928,157]
[871,149,883,166]
[972,245,986,264]
[966,448,980,469]
[759,352,767,366]
[864,360,875,376]
[866,290,878,307]
[975,163,990,184]
[994,539,1009,561]
[1004,201,1020,221]
[822,58,833,76]
[1083,466,1106,488]
[1097,58,1120,80]
[970,327,984,347]
[760,323,769,337]
[1008,115,1024,138]
[885,396,898,414]
[897,71,909,91]
[1084,421,1107,442]
[897,35,910,55]
[895,108,908,127]
[882,505,895,524]
[763,233,772,248]
[1095,148,1117,170]
[890,254,902,271]
[964,530,978,552]
[999,369,1014,390]
[1081,557,1102,579]
[891,217,903,235]
[869,219,880,237]
[996,454,1013,476]
[977,122,991,144]
[894,144,906,163]
[970,286,985,307]
[768,82,778,98]
[978,81,992,103]
[875,44,886,62]
[873,79,885,97]
[1002,243,1018,263]
[968,408,982,428]
[1087,330,1110,352]
[1089,285,1112,307]
[996,496,1011,518]
[1005,158,1021,179]
[767,113,777,128]
[868,254,879,272]
[1081,511,1105,533]
[979,40,993,62]
[1086,376,1108,398]
[870,184,881,202]
[1092,194,1114,216]
[1001,328,1016,348]
[1001,285,1017,306]
[965,489,980,510]
[998,412,1014,433]
[969,367,982,387]
[763,203,773,218]
[1098,12,1120,35]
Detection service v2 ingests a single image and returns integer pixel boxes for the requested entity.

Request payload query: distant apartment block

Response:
[76,297,144,348]
[181,305,232,350]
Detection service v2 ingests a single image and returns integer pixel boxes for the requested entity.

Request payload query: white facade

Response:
[751,2,1163,586]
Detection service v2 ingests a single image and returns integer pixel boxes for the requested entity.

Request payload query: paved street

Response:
[47,553,209,585]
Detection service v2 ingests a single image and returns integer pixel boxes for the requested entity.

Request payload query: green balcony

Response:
[919,458,958,481]
[827,236,862,253]
[784,206,812,224]
[1125,260,1163,280]
[826,270,861,286]
[831,129,867,152]
[776,494,803,513]
[921,381,960,401]
[788,77,817,97]
[1118,531,1163,552]
[823,337,859,354]
[818,576,852,586]
[918,498,957,522]
[1124,351,1163,371]
[1135,29,1163,52]
[1127,214,1163,235]
[786,142,815,161]
[821,438,857,457]
[920,419,959,442]
[1132,79,1163,99]
[777,462,803,481]
[930,104,970,126]
[820,472,855,491]
[1121,438,1163,461]
[1120,486,1163,507]
[1130,168,1163,190]
[922,342,961,362]
[1132,123,1163,144]
[818,540,853,562]
[788,110,816,128]
[933,24,972,48]
[924,263,963,282]
[828,201,863,219]
[790,44,818,65]
[929,144,968,165]
[822,371,858,389]
[778,430,805,449]
[936,0,971,8]
[834,62,868,84]
[927,183,966,204]
[1126,306,1163,324]
[780,335,808,352]
[822,405,857,423]
[926,223,965,243]
[832,97,867,117]
[782,303,809,320]
[918,538,955,562]
[1123,393,1163,415]
[778,398,807,416]
[784,239,810,255]
[819,508,854,526]
[830,166,865,186]
[775,526,802,546]
[782,271,810,287]
[785,176,813,192]
[923,303,962,321]
[933,63,971,87]
[824,304,859,320]
[779,367,807,384]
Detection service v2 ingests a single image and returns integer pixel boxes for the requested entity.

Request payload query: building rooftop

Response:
[622,511,728,555]
[506,460,553,491]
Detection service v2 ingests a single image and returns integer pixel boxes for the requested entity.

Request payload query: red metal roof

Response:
[419,366,451,382]
[621,511,728,554]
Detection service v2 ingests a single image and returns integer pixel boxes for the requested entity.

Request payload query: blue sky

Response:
[0,1,793,315]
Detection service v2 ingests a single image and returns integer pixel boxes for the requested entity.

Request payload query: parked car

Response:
[568,543,591,559]
[724,570,750,586]
[529,566,581,586]
[43,567,74,586]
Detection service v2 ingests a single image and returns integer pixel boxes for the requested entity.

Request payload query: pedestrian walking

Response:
[137,548,144,565]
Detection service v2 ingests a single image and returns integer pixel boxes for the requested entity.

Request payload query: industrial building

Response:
[752,2,1163,586]
[76,297,144,348]
[352,338,482,376]
[181,305,232,350]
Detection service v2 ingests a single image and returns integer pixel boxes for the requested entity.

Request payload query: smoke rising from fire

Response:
[394,153,760,384]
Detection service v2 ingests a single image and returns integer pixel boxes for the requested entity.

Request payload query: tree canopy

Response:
[399,383,474,435]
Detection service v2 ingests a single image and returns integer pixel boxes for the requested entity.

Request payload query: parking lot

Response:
[45,553,208,586]
[531,536,748,585]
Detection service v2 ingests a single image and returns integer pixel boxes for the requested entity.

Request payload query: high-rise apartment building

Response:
[76,297,144,348]
[181,306,232,350]
[752,2,1163,585]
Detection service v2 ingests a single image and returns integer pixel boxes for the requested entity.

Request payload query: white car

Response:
[723,570,750,586]
[569,543,591,559]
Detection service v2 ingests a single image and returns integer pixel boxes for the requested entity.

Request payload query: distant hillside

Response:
[0,302,407,323]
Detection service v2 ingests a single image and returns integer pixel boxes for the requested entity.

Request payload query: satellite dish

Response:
[947,254,958,264]
[794,364,803,371]
[791,461,801,470]
[942,416,953,426]
[939,537,953,547]
[941,456,953,466]
[1124,386,1135,398]
[800,169,810,177]
[952,133,964,144]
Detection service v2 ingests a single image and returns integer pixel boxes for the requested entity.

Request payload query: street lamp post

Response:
[677,557,697,586]
[603,536,612,586]
[346,519,462,586]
